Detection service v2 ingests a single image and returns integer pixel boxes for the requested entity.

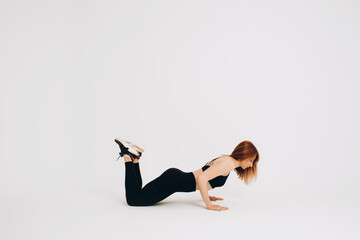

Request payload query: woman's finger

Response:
[218,205,228,210]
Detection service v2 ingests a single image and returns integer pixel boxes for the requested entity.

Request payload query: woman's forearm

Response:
[197,177,211,207]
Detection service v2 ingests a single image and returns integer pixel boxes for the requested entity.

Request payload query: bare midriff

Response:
[192,156,235,191]
[192,168,230,191]
[192,168,212,191]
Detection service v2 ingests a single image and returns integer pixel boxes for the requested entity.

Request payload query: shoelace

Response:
[116,150,140,161]
[116,153,122,161]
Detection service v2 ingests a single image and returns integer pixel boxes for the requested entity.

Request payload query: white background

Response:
[1,0,359,239]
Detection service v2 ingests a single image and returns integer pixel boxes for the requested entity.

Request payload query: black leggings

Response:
[124,162,196,206]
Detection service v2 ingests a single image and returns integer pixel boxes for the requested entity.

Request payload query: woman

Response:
[115,138,260,211]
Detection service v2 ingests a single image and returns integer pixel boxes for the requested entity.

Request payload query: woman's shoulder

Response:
[217,154,236,169]
[212,155,236,174]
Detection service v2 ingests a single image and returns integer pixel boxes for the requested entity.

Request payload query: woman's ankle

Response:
[123,154,132,162]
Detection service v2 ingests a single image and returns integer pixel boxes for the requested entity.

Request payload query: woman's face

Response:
[240,156,256,169]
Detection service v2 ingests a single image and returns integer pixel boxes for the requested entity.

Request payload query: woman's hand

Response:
[209,196,224,201]
[206,204,229,211]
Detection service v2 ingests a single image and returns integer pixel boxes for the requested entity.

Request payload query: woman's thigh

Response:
[130,168,190,206]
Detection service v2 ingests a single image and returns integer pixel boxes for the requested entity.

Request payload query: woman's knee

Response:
[126,195,151,206]
[126,197,140,206]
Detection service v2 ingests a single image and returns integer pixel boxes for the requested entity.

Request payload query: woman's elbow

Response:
[197,175,208,183]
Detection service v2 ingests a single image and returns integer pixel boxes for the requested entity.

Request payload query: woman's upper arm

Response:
[198,159,234,181]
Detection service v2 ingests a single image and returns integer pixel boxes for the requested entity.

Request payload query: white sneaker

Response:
[125,141,144,154]
[114,138,141,161]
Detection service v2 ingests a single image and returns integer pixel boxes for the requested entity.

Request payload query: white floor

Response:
[1,0,360,239]
[2,184,359,240]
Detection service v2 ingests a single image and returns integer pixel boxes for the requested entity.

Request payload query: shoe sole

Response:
[127,142,144,153]
[114,138,141,157]
[115,138,144,153]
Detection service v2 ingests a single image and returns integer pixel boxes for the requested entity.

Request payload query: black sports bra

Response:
[201,157,230,189]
